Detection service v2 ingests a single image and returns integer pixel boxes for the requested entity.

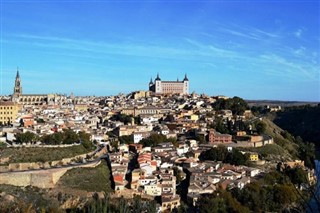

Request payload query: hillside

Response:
[247,100,319,107]
[241,118,300,163]
[263,118,299,157]
[56,160,112,194]
[272,105,320,147]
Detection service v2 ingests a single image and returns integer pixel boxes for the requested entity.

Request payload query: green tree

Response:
[199,145,228,162]
[15,131,38,144]
[225,149,249,166]
[111,113,133,125]
[139,133,167,147]
[199,146,248,166]
[285,166,308,187]
[255,120,266,134]
[78,131,94,150]
[273,184,298,207]
[41,132,64,145]
[197,190,249,213]
[62,129,79,144]
[212,96,249,115]
[119,135,134,144]
[214,117,229,134]
[298,142,315,169]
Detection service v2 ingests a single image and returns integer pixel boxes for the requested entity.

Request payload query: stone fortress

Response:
[149,73,189,95]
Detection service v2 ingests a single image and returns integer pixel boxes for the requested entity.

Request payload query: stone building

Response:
[208,129,232,143]
[0,101,19,125]
[149,74,189,95]
[121,106,171,117]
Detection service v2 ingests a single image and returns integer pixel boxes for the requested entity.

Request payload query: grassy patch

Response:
[0,145,88,163]
[249,144,286,156]
[263,118,299,158]
[57,160,112,193]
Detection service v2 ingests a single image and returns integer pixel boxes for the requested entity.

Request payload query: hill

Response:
[241,118,300,163]
[246,100,319,107]
[272,105,320,147]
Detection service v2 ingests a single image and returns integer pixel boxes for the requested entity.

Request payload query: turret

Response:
[183,73,189,81]
[155,73,161,81]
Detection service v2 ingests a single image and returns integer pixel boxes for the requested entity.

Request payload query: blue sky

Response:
[0,1,319,101]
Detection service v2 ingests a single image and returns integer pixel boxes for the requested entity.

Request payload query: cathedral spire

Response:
[16,67,20,79]
[13,67,22,98]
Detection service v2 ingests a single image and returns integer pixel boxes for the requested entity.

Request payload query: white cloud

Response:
[293,46,306,55]
[294,29,303,38]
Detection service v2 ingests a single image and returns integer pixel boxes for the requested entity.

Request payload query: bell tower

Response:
[13,67,22,98]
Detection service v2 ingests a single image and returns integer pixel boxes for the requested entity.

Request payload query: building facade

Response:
[208,129,232,143]
[121,107,172,117]
[149,74,189,95]
[0,101,19,125]
[11,69,67,105]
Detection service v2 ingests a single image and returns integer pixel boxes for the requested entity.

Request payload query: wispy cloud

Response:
[252,28,280,38]
[184,38,237,58]
[259,54,319,79]
[218,27,260,40]
[292,46,306,56]
[216,22,281,41]
[9,34,192,61]
[5,33,320,82]
[294,28,303,39]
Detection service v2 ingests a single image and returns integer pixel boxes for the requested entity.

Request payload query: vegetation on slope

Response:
[81,196,157,213]
[56,160,112,193]
[16,129,94,150]
[197,166,310,213]
[0,184,61,212]
[263,118,299,159]
[273,105,320,146]
[0,145,89,164]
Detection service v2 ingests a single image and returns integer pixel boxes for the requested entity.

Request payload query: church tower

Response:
[13,68,22,98]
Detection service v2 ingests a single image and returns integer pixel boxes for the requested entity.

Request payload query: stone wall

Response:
[10,144,81,148]
[0,146,107,173]
[112,189,154,200]
[0,160,101,188]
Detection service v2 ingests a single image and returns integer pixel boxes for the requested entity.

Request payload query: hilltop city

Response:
[0,69,317,212]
